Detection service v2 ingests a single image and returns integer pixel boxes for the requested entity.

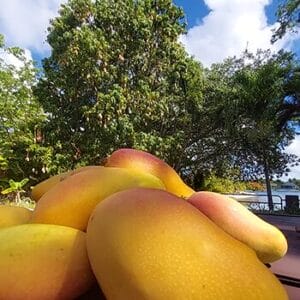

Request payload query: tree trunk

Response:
[263,156,274,211]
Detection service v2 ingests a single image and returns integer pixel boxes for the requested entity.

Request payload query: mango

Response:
[0,205,32,229]
[188,192,288,263]
[31,171,70,201]
[31,167,165,230]
[105,148,194,198]
[86,188,287,300]
[31,166,102,202]
[0,224,94,300]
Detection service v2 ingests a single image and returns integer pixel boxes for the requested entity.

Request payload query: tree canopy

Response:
[35,0,204,171]
[272,0,300,43]
[188,50,299,186]
[277,62,300,128]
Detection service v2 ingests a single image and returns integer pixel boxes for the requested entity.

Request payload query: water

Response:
[228,190,300,211]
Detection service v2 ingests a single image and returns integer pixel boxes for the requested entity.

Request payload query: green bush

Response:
[203,175,247,194]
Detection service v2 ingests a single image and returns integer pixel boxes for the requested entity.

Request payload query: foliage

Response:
[200,175,264,194]
[277,63,300,128]
[1,178,29,203]
[0,34,51,189]
[199,175,266,194]
[287,177,300,187]
[201,175,247,194]
[35,0,204,171]
[272,0,300,43]
[190,49,300,210]
[245,181,265,191]
[194,50,300,182]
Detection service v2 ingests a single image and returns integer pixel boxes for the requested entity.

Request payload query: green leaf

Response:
[19,178,29,187]
[1,187,15,195]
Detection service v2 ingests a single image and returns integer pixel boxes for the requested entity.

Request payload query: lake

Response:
[228,190,300,211]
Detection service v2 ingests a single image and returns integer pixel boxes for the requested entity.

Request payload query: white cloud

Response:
[0,0,65,55]
[0,48,33,69]
[180,0,298,67]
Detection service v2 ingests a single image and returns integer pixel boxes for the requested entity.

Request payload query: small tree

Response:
[0,34,52,189]
[1,178,29,204]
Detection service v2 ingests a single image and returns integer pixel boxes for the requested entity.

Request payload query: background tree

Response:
[35,0,204,172]
[272,0,300,43]
[191,50,299,208]
[0,34,52,192]
[271,0,300,169]
[277,62,300,128]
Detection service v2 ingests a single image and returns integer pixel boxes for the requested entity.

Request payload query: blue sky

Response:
[175,0,299,66]
[0,0,299,65]
[174,0,281,28]
[0,0,299,178]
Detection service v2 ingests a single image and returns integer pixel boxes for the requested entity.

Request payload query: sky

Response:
[0,0,300,179]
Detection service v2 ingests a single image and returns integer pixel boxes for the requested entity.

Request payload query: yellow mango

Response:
[87,188,287,300]
[31,166,103,202]
[188,192,288,263]
[105,148,194,198]
[31,171,70,201]
[31,167,165,230]
[0,224,95,300]
[0,205,32,229]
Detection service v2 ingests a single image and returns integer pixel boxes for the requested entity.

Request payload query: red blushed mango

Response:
[0,224,95,300]
[105,148,194,198]
[31,167,165,230]
[31,166,103,202]
[87,188,287,300]
[188,191,288,263]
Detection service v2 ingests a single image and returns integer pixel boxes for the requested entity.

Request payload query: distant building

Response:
[277,182,300,191]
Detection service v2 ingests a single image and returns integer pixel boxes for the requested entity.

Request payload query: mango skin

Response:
[0,224,95,300]
[86,188,287,300]
[31,171,70,201]
[105,148,194,198]
[31,166,102,202]
[31,167,165,230]
[188,192,288,263]
[0,205,32,229]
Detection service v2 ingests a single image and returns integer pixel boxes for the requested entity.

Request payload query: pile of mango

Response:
[0,149,289,299]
